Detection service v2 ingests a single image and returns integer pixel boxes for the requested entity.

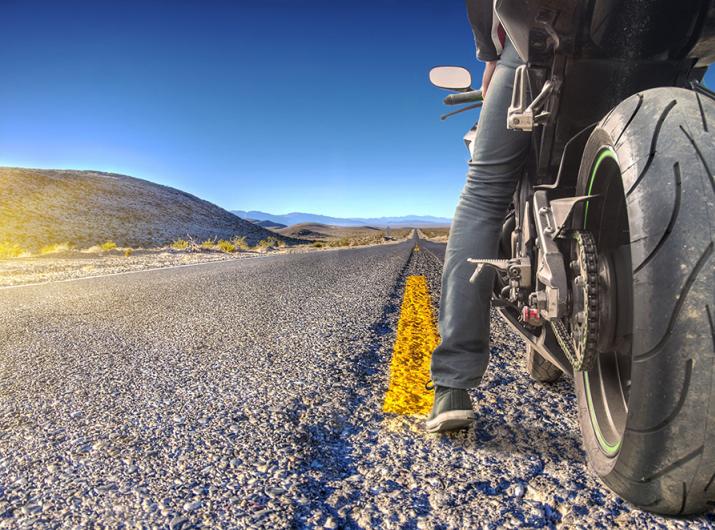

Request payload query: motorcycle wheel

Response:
[526,344,562,383]
[574,87,715,514]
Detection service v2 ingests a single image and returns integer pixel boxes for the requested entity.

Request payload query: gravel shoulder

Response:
[412,243,715,528]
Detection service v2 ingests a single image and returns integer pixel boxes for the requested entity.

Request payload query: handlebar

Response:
[443,89,483,106]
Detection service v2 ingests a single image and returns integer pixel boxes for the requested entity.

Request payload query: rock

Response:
[267,487,286,497]
[169,515,189,529]
[183,500,202,512]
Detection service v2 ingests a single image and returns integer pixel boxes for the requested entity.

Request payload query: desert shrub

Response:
[100,241,117,251]
[257,236,284,249]
[0,242,24,259]
[420,228,449,239]
[39,242,73,255]
[231,236,250,250]
[328,238,351,248]
[171,239,190,250]
[311,241,324,248]
[217,240,236,253]
[124,248,133,257]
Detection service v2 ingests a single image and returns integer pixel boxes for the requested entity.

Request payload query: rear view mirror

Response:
[429,66,472,90]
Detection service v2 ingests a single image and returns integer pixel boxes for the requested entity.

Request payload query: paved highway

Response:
[1,237,712,528]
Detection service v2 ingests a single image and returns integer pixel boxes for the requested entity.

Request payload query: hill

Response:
[251,219,287,229]
[277,223,385,239]
[232,210,451,228]
[0,167,295,251]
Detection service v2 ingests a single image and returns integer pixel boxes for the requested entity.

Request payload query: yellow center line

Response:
[383,275,438,415]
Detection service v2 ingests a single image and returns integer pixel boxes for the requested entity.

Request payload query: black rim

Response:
[581,149,634,456]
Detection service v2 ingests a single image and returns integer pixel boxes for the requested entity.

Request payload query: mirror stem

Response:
[440,102,482,121]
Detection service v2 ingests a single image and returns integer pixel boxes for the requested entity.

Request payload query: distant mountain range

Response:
[232,210,451,228]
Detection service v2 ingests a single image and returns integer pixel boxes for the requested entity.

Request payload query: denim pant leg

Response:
[431,40,530,389]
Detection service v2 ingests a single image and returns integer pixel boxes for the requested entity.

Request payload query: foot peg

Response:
[467,258,510,284]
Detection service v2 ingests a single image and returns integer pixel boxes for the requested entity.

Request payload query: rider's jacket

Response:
[466,0,506,62]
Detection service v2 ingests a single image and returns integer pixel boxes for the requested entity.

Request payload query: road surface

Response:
[1,237,712,528]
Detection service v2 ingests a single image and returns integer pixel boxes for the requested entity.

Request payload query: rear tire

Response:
[575,87,715,515]
[526,345,562,383]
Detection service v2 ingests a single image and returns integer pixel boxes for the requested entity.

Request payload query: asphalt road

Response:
[417,239,446,264]
[1,237,713,528]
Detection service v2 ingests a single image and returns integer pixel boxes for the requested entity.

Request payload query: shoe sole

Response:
[425,410,475,433]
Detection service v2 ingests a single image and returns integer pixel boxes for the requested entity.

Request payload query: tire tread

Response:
[625,99,678,197]
[680,124,715,197]
[632,162,682,274]
[643,445,703,483]
[695,90,708,132]
[614,93,644,147]
[626,359,692,434]
[577,87,715,515]
[633,241,713,362]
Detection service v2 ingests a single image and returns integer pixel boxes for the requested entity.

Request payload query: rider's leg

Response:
[431,39,531,390]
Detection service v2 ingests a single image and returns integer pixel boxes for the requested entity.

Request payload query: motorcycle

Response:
[430,0,715,515]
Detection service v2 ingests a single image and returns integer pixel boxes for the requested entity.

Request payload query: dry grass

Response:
[216,240,236,253]
[195,238,251,253]
[171,239,191,250]
[386,228,415,239]
[279,223,414,248]
[39,242,74,255]
[327,237,352,248]
[0,242,25,259]
[0,232,294,262]
[231,236,250,250]
[256,236,284,249]
[420,227,450,239]
[323,233,398,247]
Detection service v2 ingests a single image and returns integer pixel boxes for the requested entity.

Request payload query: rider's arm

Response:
[481,60,497,98]
[466,0,500,96]
[466,0,498,62]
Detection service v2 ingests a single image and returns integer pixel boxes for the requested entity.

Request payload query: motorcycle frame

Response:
[490,0,715,374]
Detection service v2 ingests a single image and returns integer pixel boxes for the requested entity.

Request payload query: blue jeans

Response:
[431,39,530,389]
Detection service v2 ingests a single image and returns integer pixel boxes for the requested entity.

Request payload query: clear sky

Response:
[0,1,713,219]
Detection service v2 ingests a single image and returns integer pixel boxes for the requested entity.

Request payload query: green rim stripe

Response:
[583,146,621,457]
[583,372,622,456]
[584,147,617,226]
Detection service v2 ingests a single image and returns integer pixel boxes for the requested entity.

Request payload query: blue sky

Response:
[0,1,712,218]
